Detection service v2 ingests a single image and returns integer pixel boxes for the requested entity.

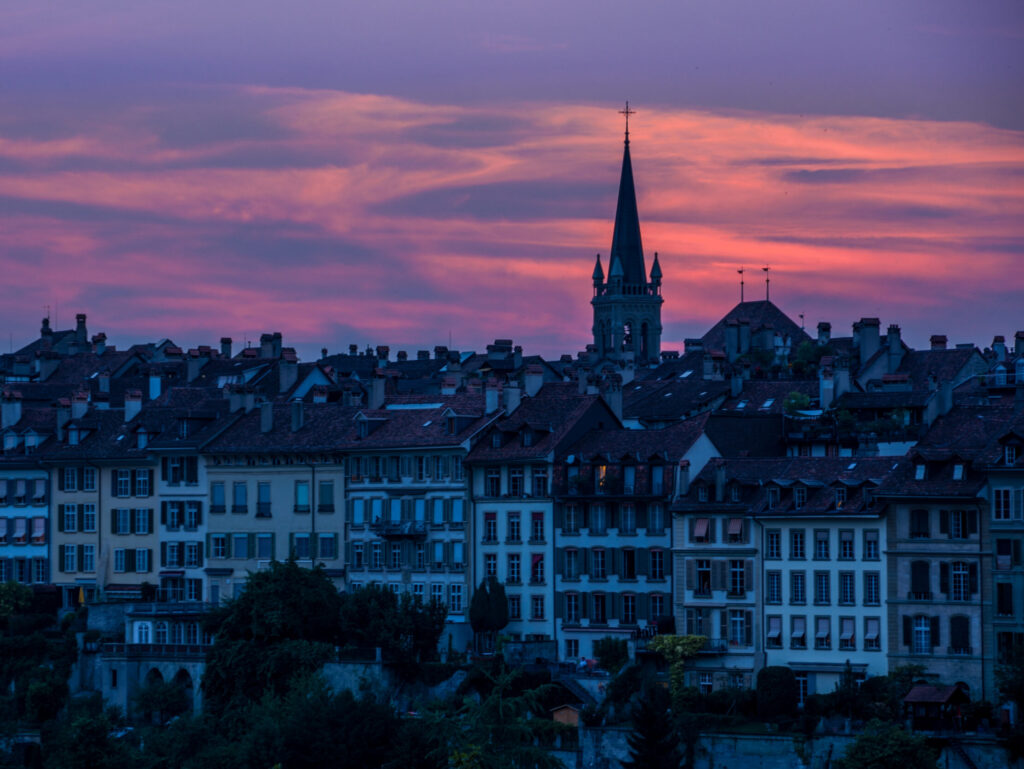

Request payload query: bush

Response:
[756,666,799,721]
[593,637,629,675]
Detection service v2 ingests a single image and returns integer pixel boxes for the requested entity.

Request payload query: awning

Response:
[767,616,782,638]
[13,518,27,544]
[694,518,709,538]
[791,618,805,638]
[0,480,7,498]
[15,480,26,497]
[33,484,46,500]
[865,622,880,641]
[0,518,7,543]
[31,517,45,544]
[728,518,743,536]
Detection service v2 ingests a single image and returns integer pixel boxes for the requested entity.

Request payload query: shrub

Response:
[756,666,799,721]
[593,637,629,675]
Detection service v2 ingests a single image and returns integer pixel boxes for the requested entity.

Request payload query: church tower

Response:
[591,105,663,365]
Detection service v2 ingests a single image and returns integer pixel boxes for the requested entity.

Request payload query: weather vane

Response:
[619,101,635,143]
[737,267,745,302]
[763,265,771,301]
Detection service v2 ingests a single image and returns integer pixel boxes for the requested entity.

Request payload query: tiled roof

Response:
[203,403,359,453]
[718,380,817,414]
[703,413,786,458]
[623,378,730,422]
[566,412,712,461]
[700,300,811,353]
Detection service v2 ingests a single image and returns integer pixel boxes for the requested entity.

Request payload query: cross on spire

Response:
[619,101,635,144]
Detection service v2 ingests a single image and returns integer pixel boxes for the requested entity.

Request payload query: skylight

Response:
[679,370,693,378]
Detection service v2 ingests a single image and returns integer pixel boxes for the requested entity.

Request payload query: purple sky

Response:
[2,1,1023,359]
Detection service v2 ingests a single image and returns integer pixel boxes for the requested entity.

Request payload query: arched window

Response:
[136,622,151,644]
[170,623,184,645]
[186,623,199,645]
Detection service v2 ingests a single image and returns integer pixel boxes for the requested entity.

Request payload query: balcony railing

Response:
[370,520,427,539]
[101,642,210,659]
[698,638,729,654]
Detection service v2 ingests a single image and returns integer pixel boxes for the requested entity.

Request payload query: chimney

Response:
[601,376,622,421]
[369,371,386,410]
[940,379,954,417]
[75,313,87,346]
[834,359,851,400]
[98,370,111,394]
[124,390,142,422]
[675,459,691,498]
[725,320,739,363]
[525,364,544,397]
[730,373,743,399]
[291,400,304,432]
[930,335,947,351]
[1016,331,1024,358]
[279,359,298,394]
[685,338,704,355]
[703,353,715,380]
[714,463,726,502]
[503,382,522,414]
[887,324,903,374]
[70,390,89,420]
[260,401,273,433]
[738,321,751,355]
[817,322,831,346]
[40,317,52,339]
[858,318,880,361]
[376,345,390,362]
[397,351,408,362]
[441,376,458,396]
[819,359,834,410]
[993,335,1007,362]
[272,332,283,358]
[485,379,501,415]
[243,391,255,413]
[220,337,232,358]
[149,370,162,401]
[56,399,71,441]
[417,350,430,361]
[186,357,204,383]
[434,346,449,360]
[92,333,107,355]
[1,391,22,429]
[259,333,274,359]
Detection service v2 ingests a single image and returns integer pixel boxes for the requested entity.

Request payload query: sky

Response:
[2,1,1023,361]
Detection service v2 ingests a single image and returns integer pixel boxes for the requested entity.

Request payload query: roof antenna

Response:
[619,101,635,145]
[738,267,745,303]
[762,265,771,301]
[799,312,805,330]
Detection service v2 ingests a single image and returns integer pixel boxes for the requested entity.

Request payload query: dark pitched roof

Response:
[204,403,360,453]
[623,378,729,422]
[703,413,786,458]
[718,381,817,414]
[700,301,811,353]
[566,412,712,461]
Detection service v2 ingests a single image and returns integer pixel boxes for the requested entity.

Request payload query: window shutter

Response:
[555,592,565,620]
[552,504,563,531]
[903,615,912,646]
[939,562,950,595]
[969,563,978,594]
[1014,540,1022,565]
[930,616,940,647]
[57,470,65,492]
[195,503,202,526]
[248,534,256,558]
[205,534,211,555]
[609,548,619,576]
[161,502,168,526]
[111,472,117,496]
[579,548,588,575]
[580,591,589,619]
[197,542,204,568]
[160,542,167,567]
[967,510,978,535]
[939,509,949,535]
[147,509,154,533]
[744,560,753,592]
[719,610,728,641]
[712,561,726,590]
[186,458,197,485]
[110,510,117,534]
[346,499,353,523]
[161,457,169,481]
[609,593,619,620]
[288,533,294,557]
[345,541,353,565]
[131,470,139,494]
[745,611,753,645]
[637,549,648,577]
[57,506,65,533]
[270,533,275,556]
[77,544,84,568]
[665,553,673,577]
[130,510,137,534]
[636,505,648,531]
[145,548,153,572]
[126,549,136,573]
[58,545,65,572]
[686,560,695,590]
[77,467,85,489]
[146,469,154,496]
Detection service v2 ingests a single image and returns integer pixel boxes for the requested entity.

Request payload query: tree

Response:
[998,639,1024,711]
[469,577,508,651]
[337,584,447,664]
[756,666,799,722]
[0,582,32,625]
[41,694,139,769]
[783,391,812,415]
[624,685,682,769]
[134,678,190,725]
[646,635,705,697]
[593,637,629,675]
[834,720,938,769]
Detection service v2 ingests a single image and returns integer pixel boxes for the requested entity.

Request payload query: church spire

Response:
[608,102,646,287]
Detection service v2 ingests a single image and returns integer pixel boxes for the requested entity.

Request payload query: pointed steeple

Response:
[650,251,662,281]
[608,107,646,287]
[592,253,604,281]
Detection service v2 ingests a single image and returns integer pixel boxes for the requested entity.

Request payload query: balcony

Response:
[697,638,729,654]
[370,520,427,539]
[908,591,933,601]
[101,642,209,659]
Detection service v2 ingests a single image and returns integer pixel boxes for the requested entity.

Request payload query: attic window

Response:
[68,428,80,446]
[794,486,807,509]
[952,464,964,480]
[358,421,368,439]
[491,432,502,449]
[914,464,926,480]
[137,431,148,450]
[760,399,774,410]
[735,400,748,410]
[179,420,189,439]
[697,485,708,502]
[446,417,456,435]
[835,488,847,509]
[522,430,533,447]
[767,487,780,509]
[730,485,741,503]
[1007,446,1018,466]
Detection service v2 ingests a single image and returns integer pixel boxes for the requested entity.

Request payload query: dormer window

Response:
[835,488,847,509]
[730,485,741,503]
[179,420,189,439]
[491,432,502,449]
[952,464,964,480]
[697,485,708,502]
[137,430,148,450]
[447,416,456,435]
[1007,446,1019,466]
[68,428,79,446]
[914,464,926,480]
[794,486,807,509]
[522,430,533,447]
[767,487,780,510]
[358,421,368,439]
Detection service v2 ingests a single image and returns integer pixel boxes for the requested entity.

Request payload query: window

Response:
[485,468,501,497]
[863,530,879,560]
[115,470,131,497]
[910,509,929,538]
[791,571,806,604]
[63,467,77,491]
[566,593,580,624]
[998,583,1014,617]
[794,486,807,509]
[729,609,748,645]
[695,559,711,596]
[211,482,225,513]
[415,543,425,569]
[135,471,150,497]
[594,465,607,494]
[508,594,521,619]
[233,482,248,513]
[766,571,782,603]
[814,572,830,605]
[564,549,579,580]
[185,542,200,568]
[619,549,635,579]
[233,534,249,560]
[294,481,310,513]
[530,512,544,542]
[766,530,781,559]
[508,554,521,583]
[791,530,805,559]
[622,466,636,494]
[840,572,855,605]
[116,508,131,534]
[82,467,96,491]
[412,583,424,602]
[449,585,463,613]
[63,546,77,572]
[620,504,636,534]
[835,487,847,509]
[452,498,465,524]
[508,468,524,497]
[729,559,745,596]
[913,615,932,654]
[865,572,880,605]
[485,553,497,578]
[531,595,544,620]
[1007,445,1019,466]
[951,561,970,602]
[590,504,607,534]
[839,531,854,560]
[166,502,182,531]
[592,594,606,624]
[185,502,200,530]
[766,615,783,648]
[293,534,310,560]
[563,504,579,534]
[730,485,741,502]
[371,542,383,569]
[592,549,607,580]
[115,549,126,573]
[318,480,334,512]
[622,594,636,625]
[82,544,95,572]
[483,512,497,542]
[530,554,544,584]
[453,456,464,481]
[950,615,971,654]
[650,549,665,580]
[650,593,665,619]
[431,498,443,525]
[390,543,402,569]
[952,464,964,480]
[815,616,831,649]
[651,466,664,495]
[790,614,806,651]
[431,584,445,606]
[767,487,780,509]
[693,517,710,543]
[915,464,926,480]
[727,517,744,543]
[388,498,401,523]
[839,617,856,651]
[814,530,830,560]
[136,549,149,572]
[699,673,713,696]
[865,617,881,651]
[62,504,78,532]
[507,512,521,542]
[648,504,664,533]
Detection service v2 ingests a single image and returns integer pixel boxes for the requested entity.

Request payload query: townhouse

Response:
[988,411,1024,663]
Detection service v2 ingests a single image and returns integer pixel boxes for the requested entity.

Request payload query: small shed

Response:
[903,684,970,731]
[551,704,581,727]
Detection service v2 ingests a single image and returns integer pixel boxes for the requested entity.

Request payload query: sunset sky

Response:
[2,1,1023,360]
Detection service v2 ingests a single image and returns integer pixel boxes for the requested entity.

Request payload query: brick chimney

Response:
[220,337,232,358]
[930,335,947,351]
